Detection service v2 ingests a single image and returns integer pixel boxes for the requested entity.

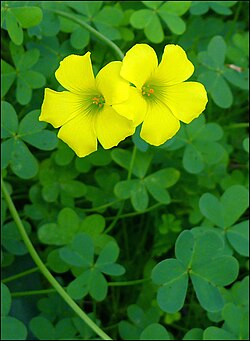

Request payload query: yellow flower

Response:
[39,52,135,157]
[113,44,208,146]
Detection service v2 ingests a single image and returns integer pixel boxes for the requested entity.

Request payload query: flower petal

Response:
[96,61,130,105]
[95,106,135,149]
[58,114,97,158]
[112,87,147,126]
[151,45,194,86]
[163,82,208,123]
[140,102,180,146]
[39,88,91,128]
[121,44,158,89]
[55,52,96,94]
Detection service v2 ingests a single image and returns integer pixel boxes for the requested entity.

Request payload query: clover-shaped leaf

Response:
[119,305,161,340]
[152,230,239,313]
[115,168,179,211]
[199,185,249,255]
[140,323,170,340]
[1,2,43,45]
[59,233,125,301]
[38,207,80,246]
[130,1,190,42]
[1,102,57,179]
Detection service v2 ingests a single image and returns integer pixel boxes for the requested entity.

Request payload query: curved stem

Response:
[106,203,164,220]
[49,9,124,60]
[1,177,112,341]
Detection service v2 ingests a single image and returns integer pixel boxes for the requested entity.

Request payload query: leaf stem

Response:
[2,267,40,284]
[104,146,137,234]
[49,9,124,60]
[1,177,112,341]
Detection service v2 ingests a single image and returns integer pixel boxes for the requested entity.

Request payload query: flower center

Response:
[92,95,105,108]
[142,84,155,97]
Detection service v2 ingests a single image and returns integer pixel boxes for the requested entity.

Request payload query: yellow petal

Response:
[112,87,147,126]
[96,61,130,105]
[121,44,158,89]
[140,102,180,146]
[95,106,135,149]
[39,88,91,128]
[163,82,208,123]
[55,52,96,94]
[58,114,97,158]
[151,45,194,86]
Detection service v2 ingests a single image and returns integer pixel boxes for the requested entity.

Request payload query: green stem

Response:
[225,123,249,129]
[11,288,57,297]
[104,146,137,234]
[49,9,124,60]
[1,177,112,341]
[2,267,40,284]
[108,278,150,287]
[10,278,150,297]
[106,202,164,220]
[80,199,122,212]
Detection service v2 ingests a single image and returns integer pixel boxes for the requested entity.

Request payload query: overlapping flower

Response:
[39,44,208,157]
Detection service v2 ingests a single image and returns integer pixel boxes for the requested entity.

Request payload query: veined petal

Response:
[55,52,96,94]
[96,61,130,105]
[140,102,180,146]
[163,82,208,123]
[95,106,135,149]
[58,114,97,158]
[151,45,194,86]
[112,87,147,126]
[121,44,158,89]
[39,88,91,128]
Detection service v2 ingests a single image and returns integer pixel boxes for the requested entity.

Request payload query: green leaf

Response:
[70,27,90,50]
[67,271,90,300]
[18,110,46,134]
[10,139,39,179]
[22,70,45,89]
[159,11,186,35]
[47,249,70,273]
[61,180,87,198]
[183,328,204,340]
[2,220,30,255]
[152,259,188,313]
[190,273,224,312]
[203,326,235,340]
[207,36,226,66]
[6,10,23,45]
[22,130,58,151]
[1,101,18,138]
[17,48,40,70]
[16,75,32,105]
[1,60,16,97]
[59,233,94,267]
[1,283,11,316]
[145,168,180,188]
[96,241,120,266]
[140,323,170,340]
[145,182,170,204]
[29,316,55,340]
[142,1,163,10]
[131,181,148,211]
[175,230,194,268]
[145,13,164,43]
[114,180,138,199]
[227,220,249,256]
[88,269,108,301]
[183,143,204,173]
[1,316,27,340]
[1,139,14,169]
[161,1,191,15]
[11,6,43,28]
[130,9,153,29]
[38,207,80,245]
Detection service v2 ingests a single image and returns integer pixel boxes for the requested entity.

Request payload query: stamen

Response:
[91,95,105,108]
[142,84,155,98]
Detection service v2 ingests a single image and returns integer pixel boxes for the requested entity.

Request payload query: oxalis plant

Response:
[1,1,249,341]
